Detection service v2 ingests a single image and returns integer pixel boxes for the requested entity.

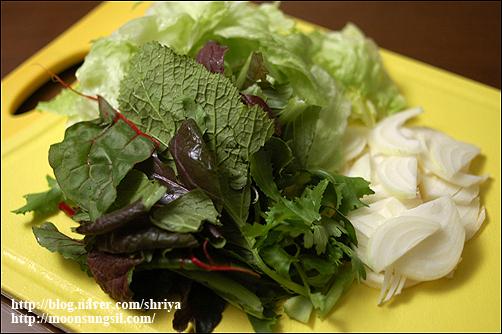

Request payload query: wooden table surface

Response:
[1,1,501,89]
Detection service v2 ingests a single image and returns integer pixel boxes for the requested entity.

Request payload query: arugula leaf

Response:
[87,250,143,302]
[118,42,274,190]
[151,189,219,233]
[250,137,293,200]
[13,176,63,216]
[48,111,156,221]
[32,222,89,274]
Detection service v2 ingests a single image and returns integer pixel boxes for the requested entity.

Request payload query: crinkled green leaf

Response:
[311,24,407,125]
[118,42,274,190]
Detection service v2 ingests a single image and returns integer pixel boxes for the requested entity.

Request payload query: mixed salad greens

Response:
[14,1,486,332]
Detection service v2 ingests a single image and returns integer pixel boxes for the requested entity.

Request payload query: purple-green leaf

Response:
[87,251,143,302]
[196,41,228,74]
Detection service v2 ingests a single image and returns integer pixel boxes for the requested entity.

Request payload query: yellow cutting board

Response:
[2,2,500,332]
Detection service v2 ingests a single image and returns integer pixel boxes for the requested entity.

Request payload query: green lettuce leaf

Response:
[311,24,406,125]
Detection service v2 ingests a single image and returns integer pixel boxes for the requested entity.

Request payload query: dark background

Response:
[2,1,500,88]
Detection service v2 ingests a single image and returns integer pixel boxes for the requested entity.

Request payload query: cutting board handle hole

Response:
[14,61,83,115]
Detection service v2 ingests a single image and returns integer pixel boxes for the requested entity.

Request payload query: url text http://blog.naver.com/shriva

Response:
[9,297,182,327]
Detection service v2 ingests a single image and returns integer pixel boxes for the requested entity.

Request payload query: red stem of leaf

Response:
[34,64,160,149]
[189,254,260,278]
[58,202,76,217]
[34,64,98,101]
[113,112,161,148]
[202,239,215,264]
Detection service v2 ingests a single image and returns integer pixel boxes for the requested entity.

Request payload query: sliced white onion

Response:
[363,269,419,290]
[456,198,481,241]
[456,199,486,241]
[347,152,371,181]
[369,108,423,155]
[420,174,461,201]
[348,208,387,238]
[374,156,418,199]
[367,216,441,273]
[394,197,465,281]
[452,184,480,205]
[415,127,482,180]
[342,126,369,162]
[348,197,407,238]
[447,171,488,188]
